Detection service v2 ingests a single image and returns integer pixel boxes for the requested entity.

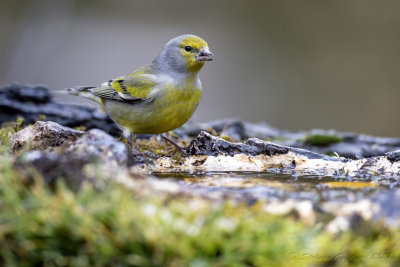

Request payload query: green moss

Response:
[0,117,25,146]
[36,114,47,121]
[304,134,343,147]
[0,159,308,266]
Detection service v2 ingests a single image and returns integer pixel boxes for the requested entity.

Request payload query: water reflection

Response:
[153,171,394,203]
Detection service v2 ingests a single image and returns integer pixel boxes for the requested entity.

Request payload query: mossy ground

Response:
[1,123,400,266]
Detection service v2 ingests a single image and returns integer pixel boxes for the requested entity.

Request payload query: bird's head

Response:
[155,34,214,74]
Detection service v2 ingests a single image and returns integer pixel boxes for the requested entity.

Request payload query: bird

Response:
[68,34,214,154]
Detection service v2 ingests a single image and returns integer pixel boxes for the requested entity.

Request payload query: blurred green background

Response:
[1,0,399,136]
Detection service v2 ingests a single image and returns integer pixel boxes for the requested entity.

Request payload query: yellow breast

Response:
[105,81,202,134]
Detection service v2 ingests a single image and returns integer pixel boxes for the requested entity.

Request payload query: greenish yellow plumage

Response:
[107,82,202,134]
[68,34,213,140]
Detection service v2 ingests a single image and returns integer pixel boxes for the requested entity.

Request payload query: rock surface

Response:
[13,125,130,189]
[66,128,128,166]
[10,121,84,152]
[185,131,289,157]
[0,84,121,136]
[386,150,400,162]
[10,122,400,178]
[154,131,400,177]
[178,120,400,159]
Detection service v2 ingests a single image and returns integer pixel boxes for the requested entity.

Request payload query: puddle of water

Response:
[153,171,398,203]
[151,172,400,224]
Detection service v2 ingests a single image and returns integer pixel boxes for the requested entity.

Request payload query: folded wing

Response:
[92,65,159,103]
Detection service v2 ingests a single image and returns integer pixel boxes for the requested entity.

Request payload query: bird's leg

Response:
[130,134,140,155]
[161,133,187,155]
[123,130,140,155]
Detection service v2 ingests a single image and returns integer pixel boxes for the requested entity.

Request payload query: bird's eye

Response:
[184,46,192,52]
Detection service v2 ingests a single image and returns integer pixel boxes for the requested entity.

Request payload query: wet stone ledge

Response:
[155,132,400,178]
[7,121,400,178]
[185,131,289,157]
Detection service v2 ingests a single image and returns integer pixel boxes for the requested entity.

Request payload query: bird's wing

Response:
[91,65,159,103]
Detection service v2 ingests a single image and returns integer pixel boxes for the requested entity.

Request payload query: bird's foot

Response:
[161,135,187,156]
[121,132,142,155]
[129,145,141,156]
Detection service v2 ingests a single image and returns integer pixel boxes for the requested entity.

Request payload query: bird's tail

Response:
[67,86,96,95]
[67,86,104,106]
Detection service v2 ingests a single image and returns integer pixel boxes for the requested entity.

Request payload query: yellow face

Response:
[180,36,212,72]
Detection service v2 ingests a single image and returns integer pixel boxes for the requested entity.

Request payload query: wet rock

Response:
[13,126,130,189]
[186,131,289,157]
[386,150,400,162]
[292,130,400,159]
[302,139,400,160]
[66,128,128,166]
[15,147,139,191]
[155,131,400,177]
[15,150,92,190]
[249,138,341,161]
[11,120,128,165]
[0,84,121,136]
[10,121,84,152]
[182,130,342,162]
[179,121,400,159]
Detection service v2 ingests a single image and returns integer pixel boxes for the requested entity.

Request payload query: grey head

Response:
[153,34,214,74]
